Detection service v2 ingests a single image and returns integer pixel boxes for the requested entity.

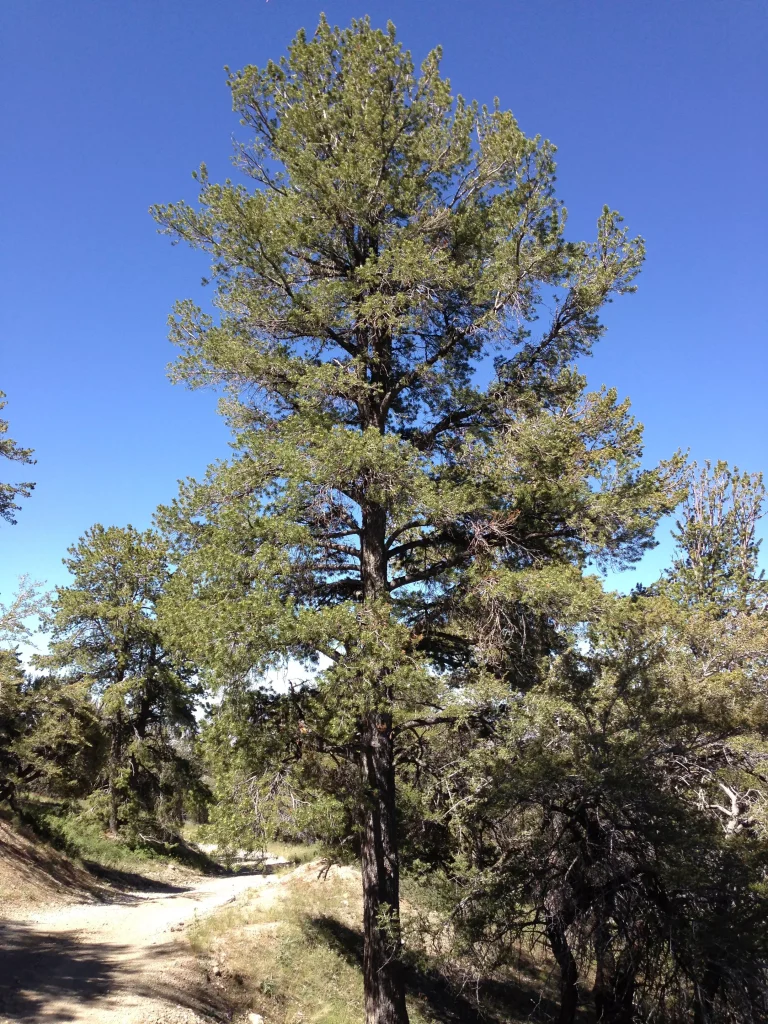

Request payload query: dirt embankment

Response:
[0,819,111,912]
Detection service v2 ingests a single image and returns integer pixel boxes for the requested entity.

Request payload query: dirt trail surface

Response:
[0,871,275,1023]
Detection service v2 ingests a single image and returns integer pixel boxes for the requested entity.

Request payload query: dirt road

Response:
[0,871,273,1023]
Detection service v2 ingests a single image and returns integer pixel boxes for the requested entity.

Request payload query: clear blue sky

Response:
[1,0,766,609]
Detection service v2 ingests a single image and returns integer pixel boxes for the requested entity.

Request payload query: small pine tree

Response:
[666,460,768,615]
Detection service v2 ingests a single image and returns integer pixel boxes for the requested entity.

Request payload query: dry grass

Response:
[189,863,365,1024]
[187,858,559,1024]
[263,840,322,866]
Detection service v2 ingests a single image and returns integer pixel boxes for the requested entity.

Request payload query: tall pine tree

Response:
[153,18,675,1023]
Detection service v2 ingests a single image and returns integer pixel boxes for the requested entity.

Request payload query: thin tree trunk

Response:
[593,931,635,1024]
[108,716,121,834]
[546,918,579,1024]
[361,710,409,1024]
[108,775,119,833]
[692,965,720,1024]
[0,778,18,810]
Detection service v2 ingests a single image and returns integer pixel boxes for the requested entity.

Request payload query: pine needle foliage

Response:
[0,391,34,525]
[35,525,203,842]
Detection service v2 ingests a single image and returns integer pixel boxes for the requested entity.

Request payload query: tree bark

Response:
[361,505,389,601]
[108,775,119,833]
[546,918,580,1024]
[361,710,409,1024]
[692,964,720,1024]
[0,778,18,810]
[359,500,409,1024]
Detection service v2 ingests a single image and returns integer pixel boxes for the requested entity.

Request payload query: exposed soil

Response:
[0,868,281,1023]
[0,820,113,911]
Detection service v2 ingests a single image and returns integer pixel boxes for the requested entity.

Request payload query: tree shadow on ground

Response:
[0,825,109,904]
[0,918,126,1022]
[82,860,192,895]
[307,915,560,1023]
[0,918,231,1023]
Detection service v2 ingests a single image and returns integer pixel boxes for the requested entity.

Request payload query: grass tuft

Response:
[189,866,365,1024]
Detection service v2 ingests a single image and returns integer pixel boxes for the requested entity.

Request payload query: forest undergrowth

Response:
[13,796,220,883]
[189,861,561,1024]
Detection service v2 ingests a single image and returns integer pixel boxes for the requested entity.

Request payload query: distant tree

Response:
[0,577,101,807]
[665,460,768,615]
[153,18,675,1024]
[0,575,46,648]
[198,682,352,855]
[37,525,203,839]
[0,391,34,525]
[0,649,37,804]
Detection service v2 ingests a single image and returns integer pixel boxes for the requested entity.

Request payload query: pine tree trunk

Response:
[361,710,409,1024]
[359,501,409,1024]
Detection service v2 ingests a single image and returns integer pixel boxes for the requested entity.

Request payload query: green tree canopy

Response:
[665,460,768,615]
[0,650,102,807]
[429,462,768,1023]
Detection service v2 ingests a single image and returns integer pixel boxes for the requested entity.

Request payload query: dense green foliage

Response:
[150,15,682,1024]
[0,650,102,805]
